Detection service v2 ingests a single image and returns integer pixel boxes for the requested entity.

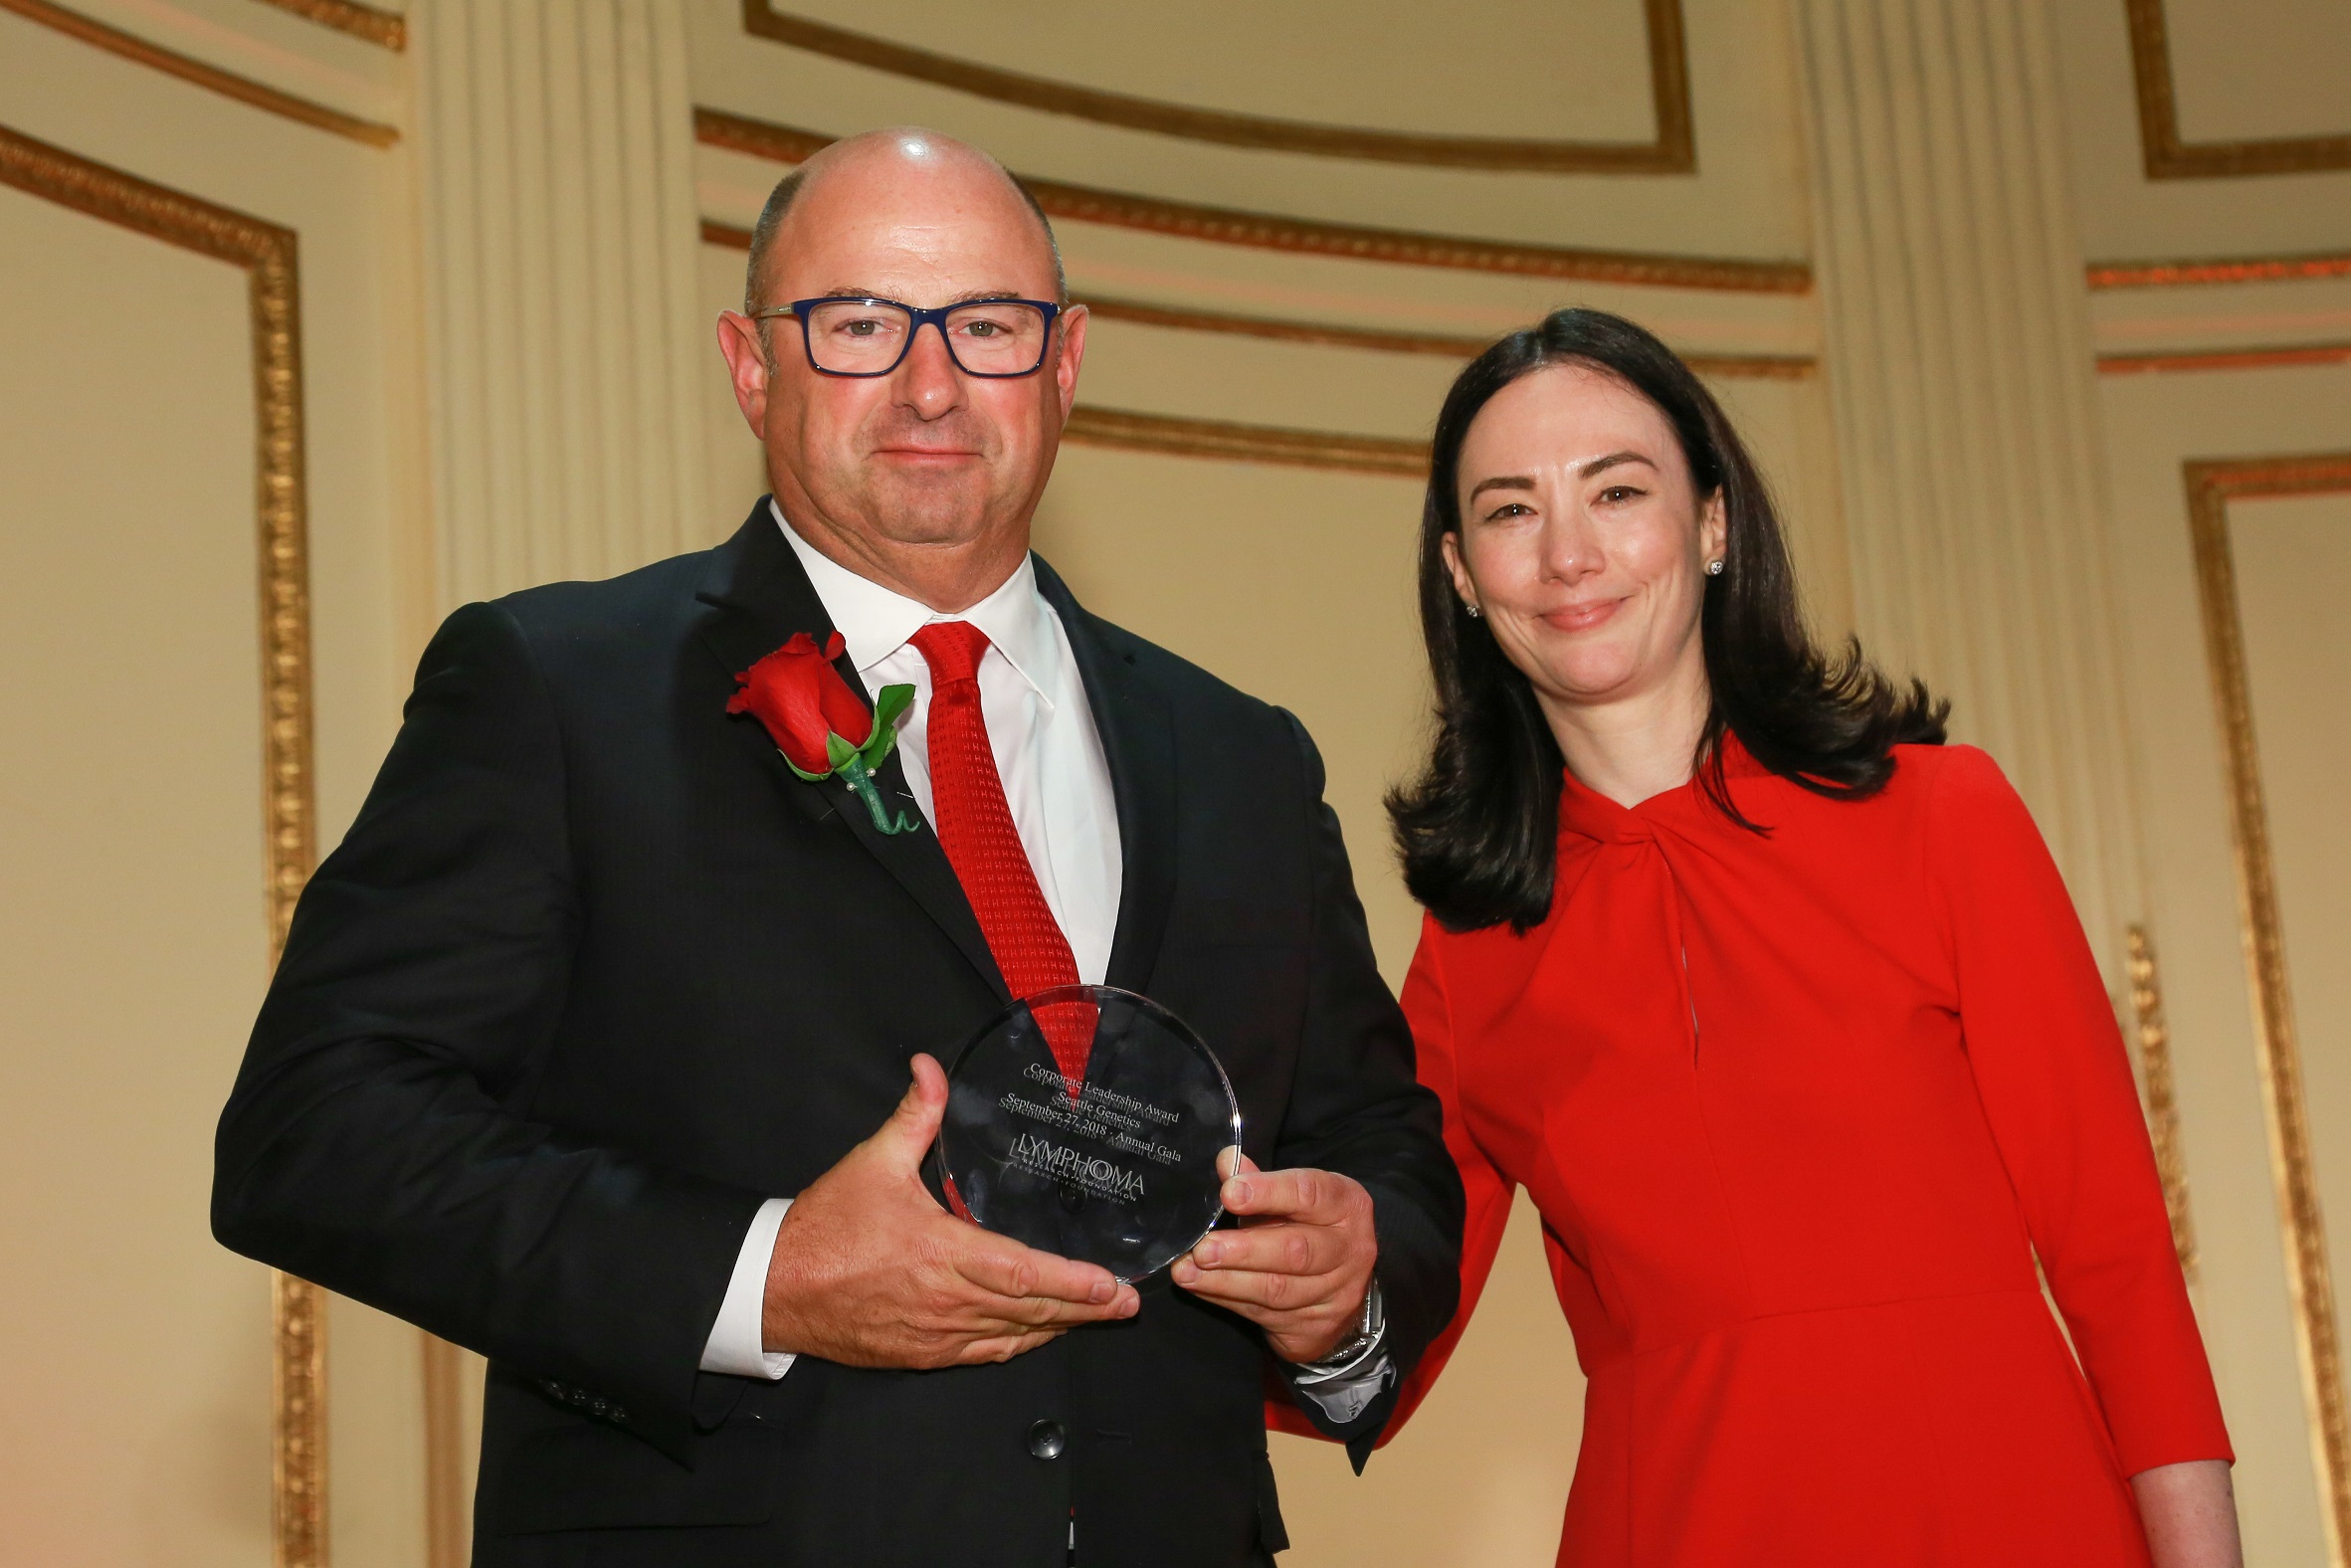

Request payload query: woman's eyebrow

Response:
[1467,475,1535,501]
[1579,451,1654,478]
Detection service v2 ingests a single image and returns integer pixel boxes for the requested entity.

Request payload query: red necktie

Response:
[908,622,1092,1084]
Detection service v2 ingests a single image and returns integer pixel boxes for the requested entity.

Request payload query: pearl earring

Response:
[1465,602,1482,618]
[1705,559,1725,576]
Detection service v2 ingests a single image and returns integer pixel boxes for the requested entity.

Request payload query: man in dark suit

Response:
[214,126,1461,1568]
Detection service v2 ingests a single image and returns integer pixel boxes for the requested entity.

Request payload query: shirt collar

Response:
[770,498,1058,706]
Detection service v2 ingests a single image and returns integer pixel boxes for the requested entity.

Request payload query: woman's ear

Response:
[1699,489,1728,569]
[1440,529,1479,615]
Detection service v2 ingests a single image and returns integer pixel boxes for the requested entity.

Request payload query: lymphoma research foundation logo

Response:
[1009,1130,1147,1202]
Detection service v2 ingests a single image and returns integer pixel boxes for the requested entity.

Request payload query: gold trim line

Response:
[2184,451,2351,1566]
[2125,924,2199,1278]
[1064,406,1429,477]
[2088,252,2351,289]
[0,0,398,146]
[2123,0,2350,178]
[0,120,323,1566]
[739,0,1691,174]
[697,220,1817,375]
[693,111,1810,293]
[252,0,405,52]
[2098,342,2351,376]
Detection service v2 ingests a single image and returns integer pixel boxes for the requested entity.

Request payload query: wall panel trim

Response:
[2099,342,2351,375]
[252,0,406,51]
[2088,251,2351,289]
[2123,0,2351,178]
[2185,451,2351,1566]
[694,110,1811,292]
[737,0,1692,174]
[1064,406,1429,477]
[0,0,399,145]
[0,121,323,1568]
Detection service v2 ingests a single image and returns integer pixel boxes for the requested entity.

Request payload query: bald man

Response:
[215,129,1462,1568]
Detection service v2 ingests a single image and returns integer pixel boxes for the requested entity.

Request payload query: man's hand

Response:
[761,1054,1138,1367]
[1170,1149,1377,1363]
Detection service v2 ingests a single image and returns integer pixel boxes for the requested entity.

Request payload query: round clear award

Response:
[932,985,1242,1282]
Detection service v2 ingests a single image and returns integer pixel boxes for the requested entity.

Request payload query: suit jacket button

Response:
[1026,1419,1067,1461]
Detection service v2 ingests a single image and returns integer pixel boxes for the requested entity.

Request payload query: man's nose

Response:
[892,318,967,417]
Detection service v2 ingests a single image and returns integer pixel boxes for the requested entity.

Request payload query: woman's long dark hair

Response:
[1390,307,1947,933]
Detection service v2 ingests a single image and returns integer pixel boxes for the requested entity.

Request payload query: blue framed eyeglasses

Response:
[749,295,1065,378]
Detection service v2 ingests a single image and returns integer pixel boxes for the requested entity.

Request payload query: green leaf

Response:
[872,683,915,731]
[825,731,857,772]
[859,683,916,772]
[781,756,830,783]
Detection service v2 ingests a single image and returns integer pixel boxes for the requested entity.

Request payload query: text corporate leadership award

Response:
[931,985,1242,1281]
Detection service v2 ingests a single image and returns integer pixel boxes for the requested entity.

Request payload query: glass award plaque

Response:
[932,985,1242,1282]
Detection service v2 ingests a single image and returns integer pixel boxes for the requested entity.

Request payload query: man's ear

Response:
[1052,304,1089,422]
[715,310,773,436]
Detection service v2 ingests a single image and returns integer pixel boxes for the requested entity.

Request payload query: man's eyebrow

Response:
[1468,475,1535,501]
[1579,451,1654,479]
[810,288,1035,306]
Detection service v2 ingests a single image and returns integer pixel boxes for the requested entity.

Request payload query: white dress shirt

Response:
[700,502,1386,1421]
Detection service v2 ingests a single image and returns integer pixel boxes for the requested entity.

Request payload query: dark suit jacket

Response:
[214,503,1463,1568]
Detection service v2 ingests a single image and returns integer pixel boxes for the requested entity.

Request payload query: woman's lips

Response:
[1540,597,1626,633]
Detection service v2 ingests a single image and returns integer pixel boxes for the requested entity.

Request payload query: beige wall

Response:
[3,0,2348,1563]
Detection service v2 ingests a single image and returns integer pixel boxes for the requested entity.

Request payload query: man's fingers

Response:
[1170,1263,1335,1315]
[955,1329,1063,1365]
[1214,1145,1261,1183]
[954,1234,1126,1309]
[1222,1164,1354,1222]
[1188,1221,1345,1279]
[873,1053,950,1169]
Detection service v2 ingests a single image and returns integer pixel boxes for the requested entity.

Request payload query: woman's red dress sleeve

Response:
[1925,747,2232,1474]
[1376,918,1519,1439]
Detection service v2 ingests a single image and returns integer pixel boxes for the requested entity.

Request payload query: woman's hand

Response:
[2130,1460,2242,1568]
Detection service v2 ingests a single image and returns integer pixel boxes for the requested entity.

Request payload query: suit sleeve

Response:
[1259,712,1466,1468]
[1925,746,2232,1474]
[212,602,766,1459]
[1368,919,1517,1442]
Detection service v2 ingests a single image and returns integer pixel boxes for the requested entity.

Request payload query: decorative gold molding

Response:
[692,111,1811,293]
[697,220,1817,376]
[251,0,405,52]
[2088,251,2351,289]
[2184,451,2351,1565]
[2125,924,2199,1278]
[2122,0,2351,178]
[0,0,398,146]
[1082,294,1818,380]
[1064,406,1429,477]
[2099,342,2351,375]
[0,121,323,1568]
[739,0,1691,174]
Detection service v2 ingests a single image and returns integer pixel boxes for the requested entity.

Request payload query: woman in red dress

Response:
[1369,309,2238,1564]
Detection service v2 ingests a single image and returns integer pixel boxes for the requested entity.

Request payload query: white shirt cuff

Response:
[698,1197,796,1379]
[1291,1350,1393,1425]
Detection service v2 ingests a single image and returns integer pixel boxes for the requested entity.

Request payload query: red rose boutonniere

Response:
[727,632,917,834]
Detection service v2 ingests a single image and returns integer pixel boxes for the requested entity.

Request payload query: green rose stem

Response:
[836,753,914,835]
[779,682,918,835]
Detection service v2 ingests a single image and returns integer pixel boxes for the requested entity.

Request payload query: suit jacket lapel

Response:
[1034,556,1177,998]
[692,503,1009,1003]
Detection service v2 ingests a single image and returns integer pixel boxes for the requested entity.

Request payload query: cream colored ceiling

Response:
[2051,0,2351,261]
[685,0,1814,260]
[778,0,1662,143]
[2163,0,2351,144]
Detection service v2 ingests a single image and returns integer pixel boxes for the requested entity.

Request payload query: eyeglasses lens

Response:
[803,299,1049,375]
